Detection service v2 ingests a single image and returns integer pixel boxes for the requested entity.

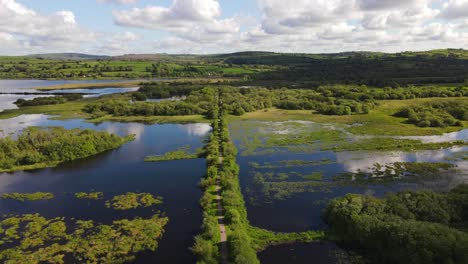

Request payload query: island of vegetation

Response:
[0,213,169,264]
[144,145,202,162]
[326,185,468,263]
[0,192,54,201]
[105,192,163,210]
[75,192,104,200]
[14,94,83,107]
[0,127,134,173]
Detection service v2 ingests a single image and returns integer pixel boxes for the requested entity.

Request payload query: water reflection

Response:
[336,147,468,174]
[0,94,53,111]
[0,114,51,137]
[180,123,212,137]
[0,115,211,143]
[397,129,468,143]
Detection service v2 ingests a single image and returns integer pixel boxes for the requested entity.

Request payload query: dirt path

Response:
[216,156,228,263]
[216,177,228,263]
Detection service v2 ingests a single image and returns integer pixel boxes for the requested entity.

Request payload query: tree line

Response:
[325,185,468,263]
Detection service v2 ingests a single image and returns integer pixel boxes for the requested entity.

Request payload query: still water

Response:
[0,116,212,263]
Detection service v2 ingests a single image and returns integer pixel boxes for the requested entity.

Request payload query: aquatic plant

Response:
[105,192,163,210]
[144,145,202,162]
[0,213,169,263]
[75,192,103,200]
[0,192,54,201]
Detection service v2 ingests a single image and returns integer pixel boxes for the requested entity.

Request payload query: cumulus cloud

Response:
[258,0,359,34]
[0,0,95,54]
[113,0,241,45]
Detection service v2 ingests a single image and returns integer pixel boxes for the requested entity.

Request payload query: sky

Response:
[0,0,468,55]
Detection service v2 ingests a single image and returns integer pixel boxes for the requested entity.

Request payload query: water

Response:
[0,116,212,263]
[258,243,348,264]
[0,79,139,112]
[230,120,468,263]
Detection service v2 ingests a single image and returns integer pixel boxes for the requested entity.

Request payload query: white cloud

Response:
[113,0,240,44]
[258,0,359,34]
[93,31,141,55]
[440,0,468,19]
[114,0,223,29]
[0,0,95,54]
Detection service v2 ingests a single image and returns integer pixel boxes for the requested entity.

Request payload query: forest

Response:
[325,185,468,263]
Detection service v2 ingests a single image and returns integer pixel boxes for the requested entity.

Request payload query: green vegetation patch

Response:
[0,213,169,264]
[145,145,202,162]
[105,192,163,210]
[0,192,54,201]
[0,126,134,173]
[327,138,468,152]
[75,192,103,200]
[395,100,468,127]
[325,185,468,263]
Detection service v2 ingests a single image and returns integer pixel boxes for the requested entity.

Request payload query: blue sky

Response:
[1,0,468,55]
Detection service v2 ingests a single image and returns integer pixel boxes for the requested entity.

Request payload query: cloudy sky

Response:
[1,0,468,55]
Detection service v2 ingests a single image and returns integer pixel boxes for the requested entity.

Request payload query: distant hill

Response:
[28,53,110,60]
[26,49,468,62]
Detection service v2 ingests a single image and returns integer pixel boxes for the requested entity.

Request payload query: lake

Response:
[0,116,212,263]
